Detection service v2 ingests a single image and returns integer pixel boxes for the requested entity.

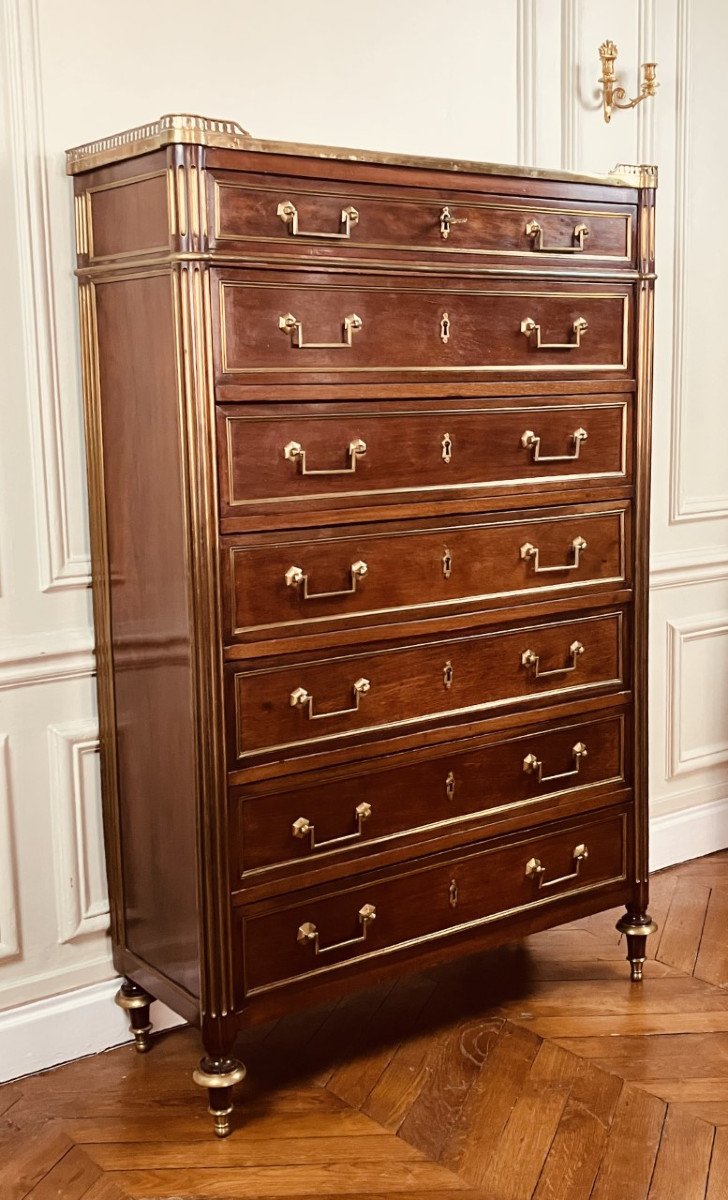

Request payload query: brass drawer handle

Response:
[520,535,587,574]
[292,802,372,851]
[297,902,376,954]
[284,437,366,477]
[277,200,359,239]
[521,640,584,679]
[525,218,589,253]
[520,315,589,350]
[523,741,588,784]
[526,843,589,889]
[439,206,468,239]
[278,311,363,349]
[290,677,371,720]
[285,559,368,600]
[521,427,588,463]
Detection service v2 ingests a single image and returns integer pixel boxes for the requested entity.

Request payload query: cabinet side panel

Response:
[94,273,199,998]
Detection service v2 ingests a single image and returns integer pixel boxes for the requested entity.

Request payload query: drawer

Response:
[233,711,627,878]
[213,273,632,382]
[239,808,628,994]
[210,170,636,268]
[217,398,632,525]
[223,503,630,643]
[228,610,626,761]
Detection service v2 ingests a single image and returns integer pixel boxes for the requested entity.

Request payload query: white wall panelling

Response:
[48,721,107,944]
[0,736,20,962]
[0,0,727,1078]
[0,630,94,690]
[666,616,728,779]
[3,0,90,593]
[668,0,728,524]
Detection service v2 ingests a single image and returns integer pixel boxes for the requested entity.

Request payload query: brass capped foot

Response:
[115,977,154,1053]
[193,1056,246,1139]
[616,914,658,983]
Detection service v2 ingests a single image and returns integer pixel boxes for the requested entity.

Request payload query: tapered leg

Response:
[114,976,154,1052]
[616,912,658,982]
[193,1054,247,1138]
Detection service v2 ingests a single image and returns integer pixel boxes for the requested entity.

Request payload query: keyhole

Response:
[449,879,459,908]
[440,313,451,343]
[443,661,454,689]
[442,547,453,579]
[441,432,453,463]
[445,771,456,801]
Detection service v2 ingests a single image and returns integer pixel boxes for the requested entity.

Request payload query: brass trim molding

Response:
[222,399,630,508]
[218,279,631,376]
[66,113,657,190]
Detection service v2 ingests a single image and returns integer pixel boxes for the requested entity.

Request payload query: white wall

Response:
[0,0,726,1075]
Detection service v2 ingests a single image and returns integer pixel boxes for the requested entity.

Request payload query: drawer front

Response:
[234,712,627,877]
[224,505,629,642]
[214,275,631,380]
[240,808,628,993]
[229,611,626,760]
[217,399,632,523]
[211,171,635,267]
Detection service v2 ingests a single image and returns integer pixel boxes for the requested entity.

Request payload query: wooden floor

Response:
[3,852,728,1199]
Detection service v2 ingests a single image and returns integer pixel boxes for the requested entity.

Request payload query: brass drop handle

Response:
[439,205,468,239]
[521,640,585,679]
[521,427,588,463]
[278,311,363,349]
[520,315,589,350]
[523,741,588,784]
[526,843,589,889]
[525,219,589,253]
[298,902,376,955]
[284,437,366,477]
[277,200,359,239]
[520,536,587,574]
[292,802,372,851]
[285,560,368,600]
[290,677,371,720]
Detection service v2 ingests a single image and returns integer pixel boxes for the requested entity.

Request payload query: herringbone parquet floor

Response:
[3,851,728,1199]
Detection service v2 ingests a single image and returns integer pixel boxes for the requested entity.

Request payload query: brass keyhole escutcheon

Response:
[449,879,459,908]
[440,313,451,343]
[442,547,453,579]
[443,661,454,689]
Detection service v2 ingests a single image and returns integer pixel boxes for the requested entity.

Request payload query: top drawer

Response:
[209,170,637,271]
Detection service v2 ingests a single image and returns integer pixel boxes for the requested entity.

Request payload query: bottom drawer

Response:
[240,808,627,994]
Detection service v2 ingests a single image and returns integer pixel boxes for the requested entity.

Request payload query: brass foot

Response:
[616,914,658,983]
[193,1056,246,1139]
[115,977,154,1053]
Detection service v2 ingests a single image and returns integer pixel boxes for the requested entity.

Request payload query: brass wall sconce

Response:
[598,40,658,123]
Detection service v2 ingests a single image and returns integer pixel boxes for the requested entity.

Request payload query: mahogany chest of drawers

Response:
[67,114,657,1137]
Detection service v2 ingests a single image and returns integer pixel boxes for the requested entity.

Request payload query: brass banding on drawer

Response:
[223,503,629,643]
[228,611,626,761]
[211,171,636,268]
[214,273,631,379]
[218,399,632,522]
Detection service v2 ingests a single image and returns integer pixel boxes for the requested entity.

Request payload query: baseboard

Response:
[0,977,185,1083]
[650,794,728,872]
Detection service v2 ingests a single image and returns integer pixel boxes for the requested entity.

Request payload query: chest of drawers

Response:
[67,115,657,1137]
